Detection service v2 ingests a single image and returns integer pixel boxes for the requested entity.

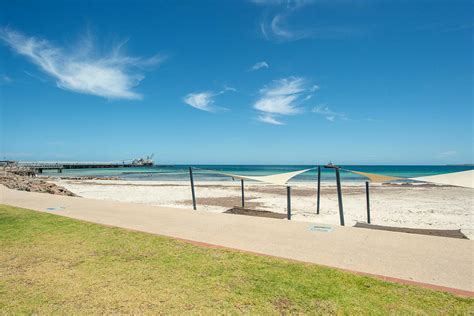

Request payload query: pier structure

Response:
[18,162,144,174]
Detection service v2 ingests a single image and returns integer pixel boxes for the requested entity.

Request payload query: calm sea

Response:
[40,165,474,183]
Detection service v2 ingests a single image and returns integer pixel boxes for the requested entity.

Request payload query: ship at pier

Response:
[131,154,154,166]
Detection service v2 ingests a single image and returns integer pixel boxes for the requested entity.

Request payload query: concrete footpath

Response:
[1,186,472,295]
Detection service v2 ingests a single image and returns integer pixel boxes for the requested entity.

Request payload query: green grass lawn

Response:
[0,204,472,314]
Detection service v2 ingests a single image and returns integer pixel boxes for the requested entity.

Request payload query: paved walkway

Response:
[1,186,472,295]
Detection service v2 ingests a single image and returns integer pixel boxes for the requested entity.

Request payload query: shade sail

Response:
[194,168,314,186]
[344,168,474,189]
[410,170,474,189]
[343,169,403,183]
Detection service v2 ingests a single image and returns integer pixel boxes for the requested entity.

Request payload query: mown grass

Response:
[0,204,472,314]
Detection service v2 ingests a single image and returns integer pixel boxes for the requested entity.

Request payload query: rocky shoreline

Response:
[39,176,122,181]
[0,171,77,196]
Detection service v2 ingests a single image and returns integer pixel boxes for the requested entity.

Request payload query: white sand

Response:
[51,179,474,238]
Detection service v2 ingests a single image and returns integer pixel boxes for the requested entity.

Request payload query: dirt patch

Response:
[382,182,448,188]
[273,297,294,313]
[180,197,264,209]
[354,222,468,239]
[225,207,286,219]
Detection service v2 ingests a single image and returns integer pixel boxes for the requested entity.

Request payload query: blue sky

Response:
[0,0,472,164]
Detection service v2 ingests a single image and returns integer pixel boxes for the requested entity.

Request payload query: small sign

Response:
[46,207,65,211]
[309,225,333,233]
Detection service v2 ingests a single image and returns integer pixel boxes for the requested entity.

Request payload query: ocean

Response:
[40,165,474,183]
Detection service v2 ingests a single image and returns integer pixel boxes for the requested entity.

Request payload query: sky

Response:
[0,0,472,165]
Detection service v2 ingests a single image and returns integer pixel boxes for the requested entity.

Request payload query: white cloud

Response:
[257,114,284,125]
[255,94,299,115]
[183,86,235,112]
[312,105,348,121]
[259,76,306,97]
[0,27,163,100]
[254,76,314,124]
[250,61,269,71]
[183,91,216,112]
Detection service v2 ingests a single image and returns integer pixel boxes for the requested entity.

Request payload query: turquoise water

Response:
[41,165,473,182]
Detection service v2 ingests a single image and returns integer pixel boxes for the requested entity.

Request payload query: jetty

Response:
[18,162,141,173]
[1,155,156,174]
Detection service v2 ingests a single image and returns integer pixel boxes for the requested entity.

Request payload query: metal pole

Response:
[287,186,292,220]
[335,168,345,226]
[317,166,321,215]
[241,179,245,208]
[366,181,371,224]
[189,167,196,210]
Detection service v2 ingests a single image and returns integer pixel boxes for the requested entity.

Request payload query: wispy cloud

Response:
[0,27,164,100]
[183,91,216,112]
[310,84,320,92]
[260,12,310,42]
[0,74,12,85]
[312,105,347,122]
[256,0,315,42]
[223,85,237,92]
[183,87,235,112]
[257,114,284,125]
[254,76,314,124]
[250,61,269,71]
[255,0,362,42]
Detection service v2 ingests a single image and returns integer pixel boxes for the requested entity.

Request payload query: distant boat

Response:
[324,162,336,168]
[131,154,154,166]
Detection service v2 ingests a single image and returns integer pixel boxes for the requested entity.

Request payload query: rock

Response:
[0,171,77,197]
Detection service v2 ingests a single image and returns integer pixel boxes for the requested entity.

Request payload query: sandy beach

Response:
[50,178,474,239]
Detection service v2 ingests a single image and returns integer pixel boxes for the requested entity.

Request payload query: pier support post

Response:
[335,168,345,226]
[189,167,196,210]
[366,181,371,224]
[287,186,292,220]
[317,166,321,215]
[241,179,245,208]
